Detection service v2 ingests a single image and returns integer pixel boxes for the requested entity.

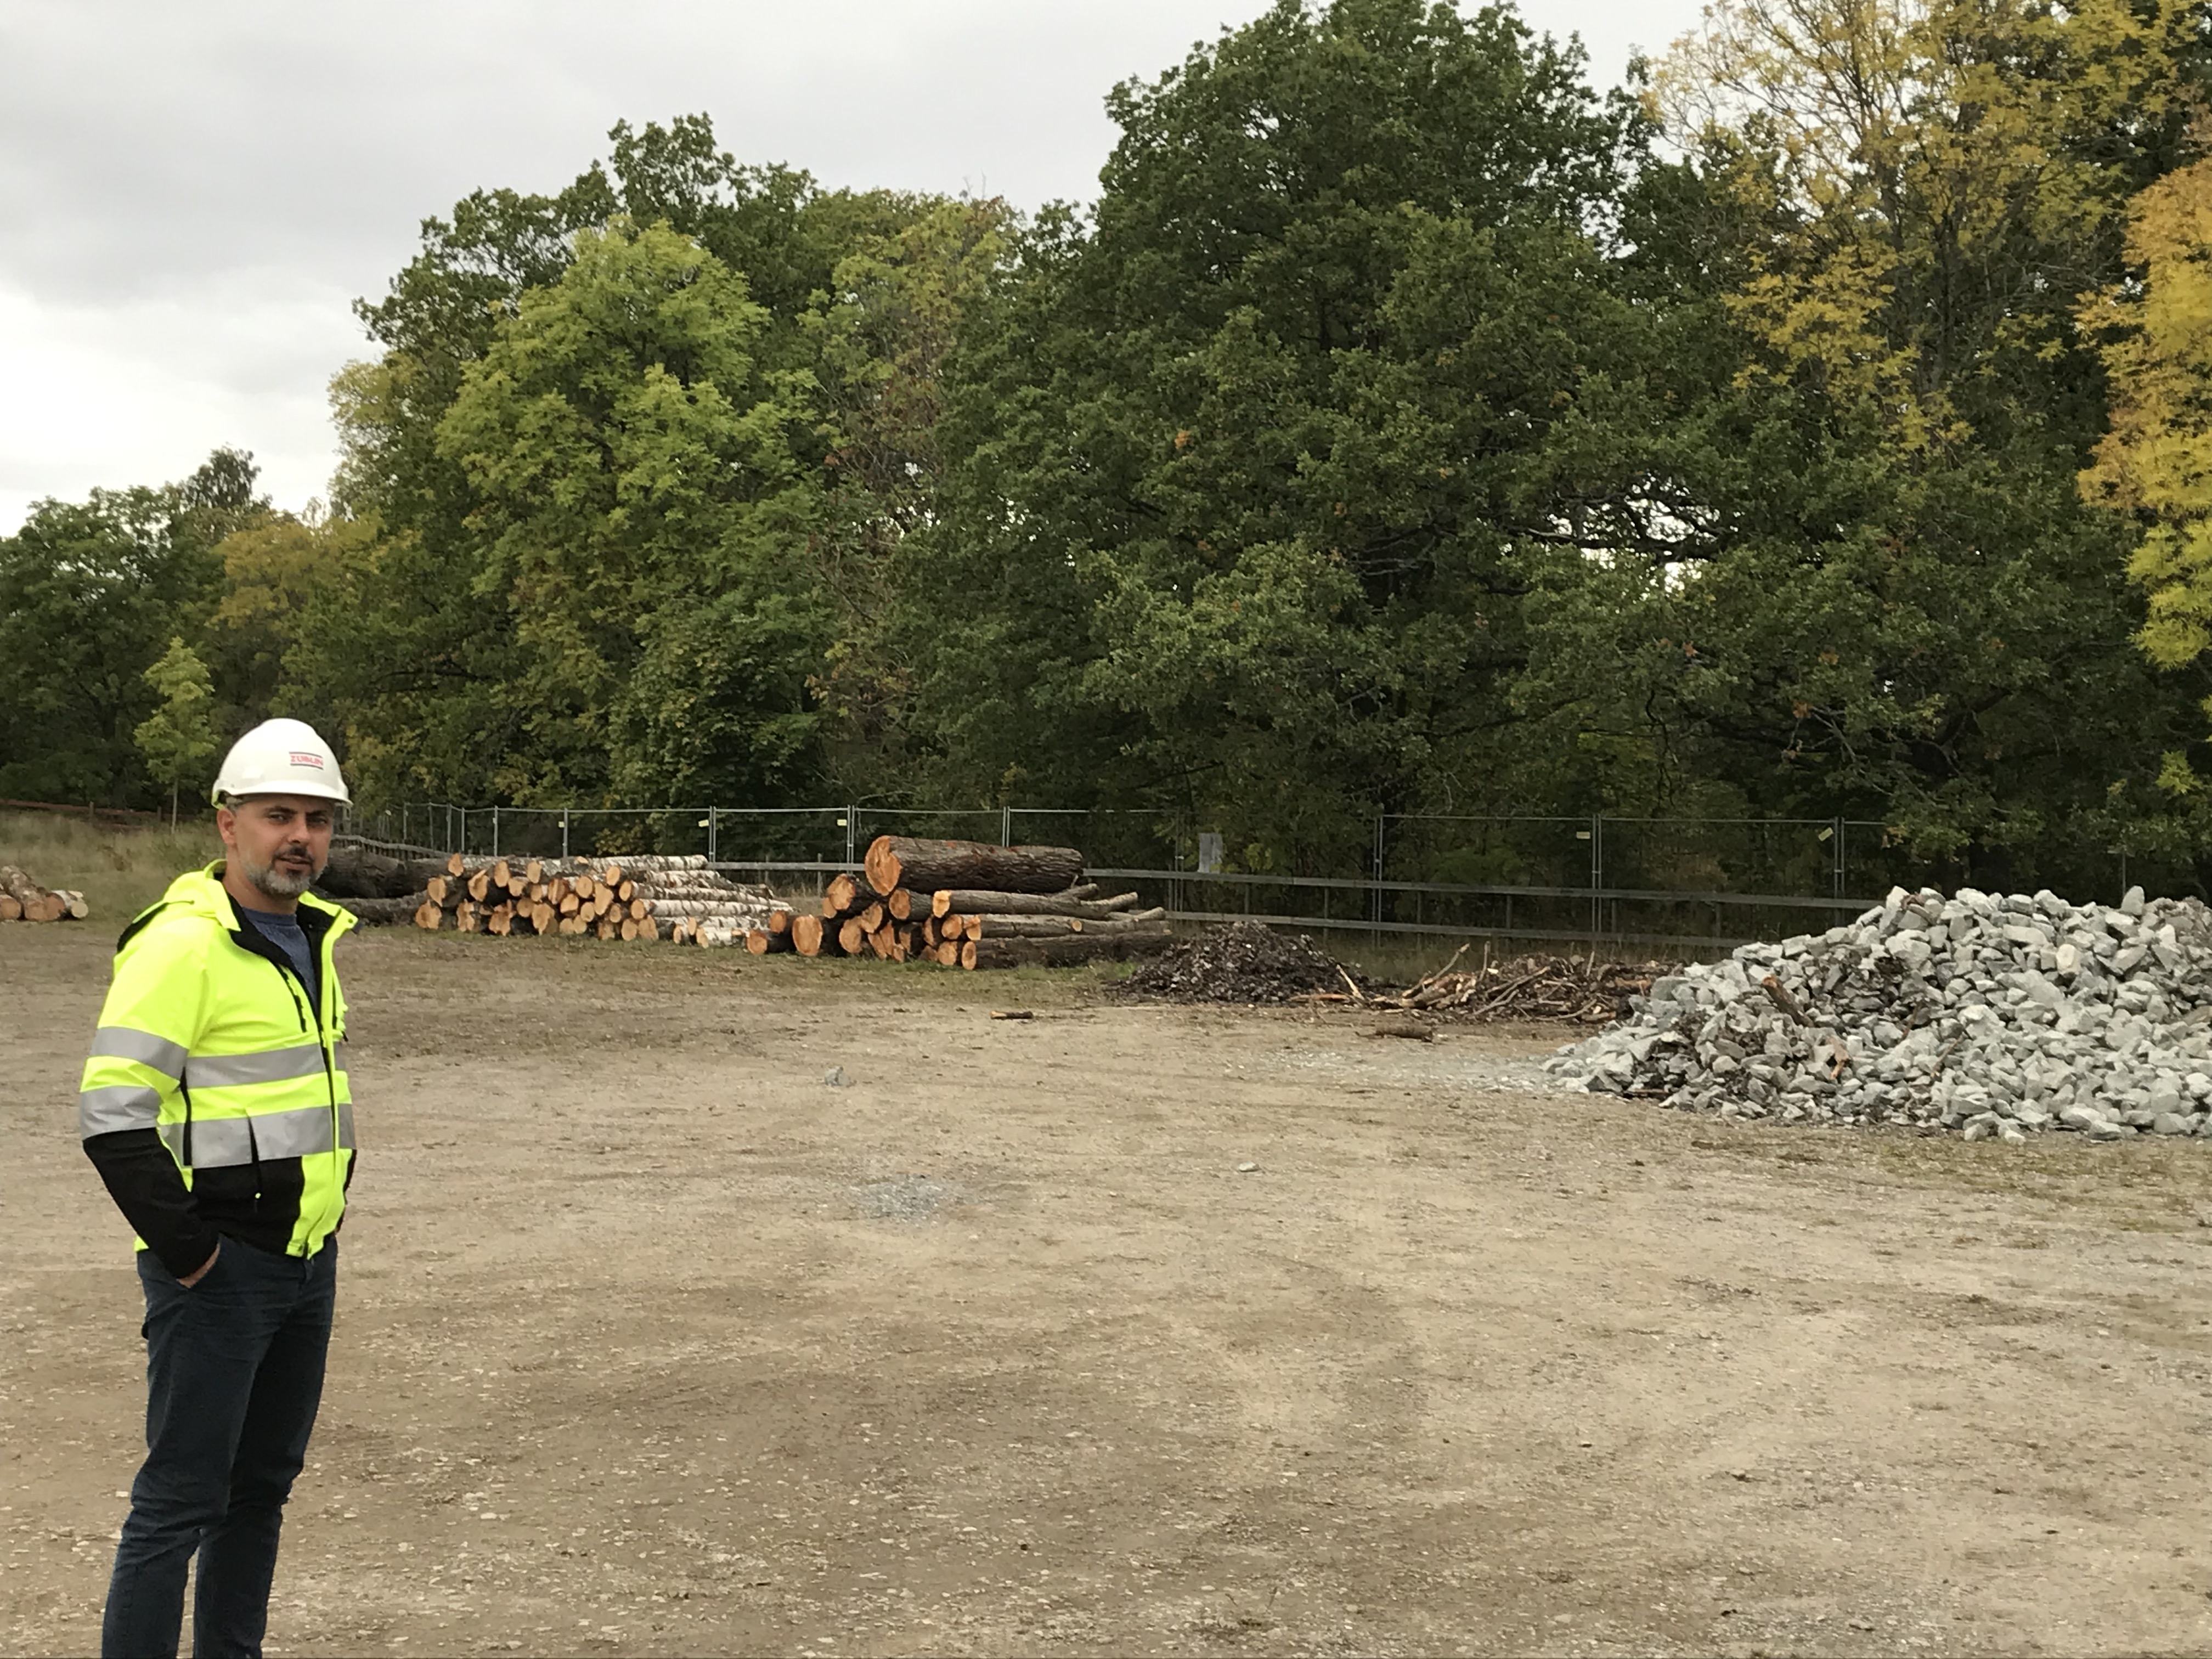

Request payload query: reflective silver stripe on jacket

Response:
[336,1102,356,1149]
[80,1084,162,1137]
[181,1043,328,1090]
[89,1026,188,1079]
[157,1103,338,1168]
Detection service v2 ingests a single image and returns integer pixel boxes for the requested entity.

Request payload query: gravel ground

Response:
[7,926,2212,1656]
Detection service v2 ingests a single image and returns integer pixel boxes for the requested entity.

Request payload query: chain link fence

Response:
[353,802,1986,954]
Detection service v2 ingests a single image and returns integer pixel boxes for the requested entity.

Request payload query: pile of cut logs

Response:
[409,853,787,944]
[757,836,1173,970]
[1,864,87,923]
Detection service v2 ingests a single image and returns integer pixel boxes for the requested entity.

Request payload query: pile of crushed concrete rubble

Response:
[1547,885,2212,1141]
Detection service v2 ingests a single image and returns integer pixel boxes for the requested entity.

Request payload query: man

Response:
[80,717,358,1659]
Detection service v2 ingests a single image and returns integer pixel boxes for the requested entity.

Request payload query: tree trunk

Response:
[0,865,66,921]
[791,913,827,957]
[838,917,868,956]
[821,873,870,918]
[864,837,1082,899]
[966,913,1167,939]
[929,889,1142,920]
[333,891,431,927]
[746,928,793,954]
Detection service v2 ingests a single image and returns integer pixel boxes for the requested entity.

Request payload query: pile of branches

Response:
[1116,921,1373,1004]
[1361,945,1661,1023]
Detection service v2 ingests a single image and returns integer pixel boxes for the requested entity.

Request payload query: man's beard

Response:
[243,845,321,901]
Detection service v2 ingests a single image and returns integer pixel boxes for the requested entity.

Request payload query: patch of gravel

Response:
[1115,921,1373,1005]
[1549,883,2212,1142]
[850,1175,961,1222]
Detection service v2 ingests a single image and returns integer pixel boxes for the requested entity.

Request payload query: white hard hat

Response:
[210,718,352,806]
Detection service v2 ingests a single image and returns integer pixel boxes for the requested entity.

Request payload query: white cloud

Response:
[0,275,358,528]
[0,0,1702,533]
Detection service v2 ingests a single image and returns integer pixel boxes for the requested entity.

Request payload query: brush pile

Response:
[410,854,788,945]
[0,864,86,923]
[1117,920,1367,1003]
[1548,883,2212,1141]
[785,837,1172,970]
[1356,947,1662,1022]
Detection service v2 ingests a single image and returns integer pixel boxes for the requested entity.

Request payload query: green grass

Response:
[0,811,222,926]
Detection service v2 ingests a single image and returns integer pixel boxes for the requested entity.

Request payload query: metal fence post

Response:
[708,806,718,864]
[1832,816,1845,899]
[1372,813,1385,928]
[845,805,856,868]
[1001,805,1012,847]
[491,806,499,859]
[561,808,570,860]
[1590,814,1604,939]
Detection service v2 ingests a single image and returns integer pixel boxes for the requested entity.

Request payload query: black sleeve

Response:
[83,1130,220,1277]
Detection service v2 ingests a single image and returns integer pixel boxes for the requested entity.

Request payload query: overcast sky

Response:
[0,0,1704,534]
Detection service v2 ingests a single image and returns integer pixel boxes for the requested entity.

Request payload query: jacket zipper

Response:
[230,919,344,1242]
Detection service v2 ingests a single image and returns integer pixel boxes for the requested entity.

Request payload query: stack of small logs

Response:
[757,836,1173,970]
[410,853,788,945]
[1,863,87,923]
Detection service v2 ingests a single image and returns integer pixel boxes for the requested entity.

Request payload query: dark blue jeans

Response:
[103,1237,336,1659]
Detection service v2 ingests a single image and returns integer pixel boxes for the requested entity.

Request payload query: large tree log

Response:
[838,917,868,956]
[863,837,1082,899]
[820,873,870,918]
[791,913,827,957]
[746,928,793,954]
[0,864,66,922]
[966,930,1177,970]
[334,891,431,927]
[929,889,1142,920]
[315,845,443,900]
[0,894,20,921]
[641,911,787,924]
[967,913,1168,939]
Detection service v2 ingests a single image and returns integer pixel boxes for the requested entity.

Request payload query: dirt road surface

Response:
[7,924,2212,1656]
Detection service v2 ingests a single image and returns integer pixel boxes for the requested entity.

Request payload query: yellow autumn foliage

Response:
[2082,154,2212,671]
[1658,0,2200,451]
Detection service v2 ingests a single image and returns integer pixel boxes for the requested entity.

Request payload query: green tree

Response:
[426,216,827,804]
[1501,0,2212,891]
[302,115,949,812]
[896,0,1647,868]
[134,636,219,824]
[0,473,228,807]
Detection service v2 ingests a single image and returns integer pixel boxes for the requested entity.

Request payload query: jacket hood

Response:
[125,862,356,949]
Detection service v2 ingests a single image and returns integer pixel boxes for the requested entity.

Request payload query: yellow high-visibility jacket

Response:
[79,864,355,1272]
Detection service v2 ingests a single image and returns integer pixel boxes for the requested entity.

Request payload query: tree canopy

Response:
[8,0,2211,896]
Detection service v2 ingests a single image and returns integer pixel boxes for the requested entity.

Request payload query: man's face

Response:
[217,795,334,901]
